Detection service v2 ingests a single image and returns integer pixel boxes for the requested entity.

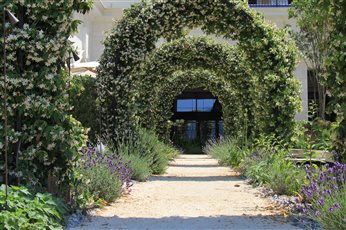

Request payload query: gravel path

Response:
[72,154,301,230]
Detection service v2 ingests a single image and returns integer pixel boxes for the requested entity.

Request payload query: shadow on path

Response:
[79,215,298,230]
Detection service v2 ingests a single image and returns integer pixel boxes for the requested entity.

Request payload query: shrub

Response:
[70,75,100,142]
[0,185,67,230]
[115,128,179,178]
[299,163,346,229]
[137,128,178,174]
[266,151,305,195]
[75,147,132,206]
[242,152,272,186]
[291,119,336,151]
[0,1,91,189]
[78,165,122,203]
[122,154,152,182]
[204,137,248,167]
[240,137,305,195]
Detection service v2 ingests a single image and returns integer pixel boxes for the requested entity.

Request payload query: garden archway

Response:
[133,37,253,138]
[148,69,243,141]
[98,0,300,142]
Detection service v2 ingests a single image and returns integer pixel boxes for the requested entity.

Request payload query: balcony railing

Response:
[248,0,292,7]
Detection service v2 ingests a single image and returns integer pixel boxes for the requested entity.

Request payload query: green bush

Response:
[116,128,179,178]
[242,157,271,185]
[204,137,248,167]
[242,148,305,195]
[70,75,100,142]
[266,151,305,195]
[77,164,122,203]
[123,154,152,182]
[137,128,179,174]
[73,147,133,208]
[0,185,67,230]
[291,119,336,151]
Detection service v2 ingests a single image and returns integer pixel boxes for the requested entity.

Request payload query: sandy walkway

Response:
[73,154,300,230]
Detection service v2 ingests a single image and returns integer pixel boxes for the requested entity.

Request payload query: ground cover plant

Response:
[207,125,345,227]
[0,185,67,230]
[240,139,305,196]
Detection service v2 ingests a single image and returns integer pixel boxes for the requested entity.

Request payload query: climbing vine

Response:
[133,37,255,138]
[149,69,244,140]
[0,1,92,187]
[98,0,300,143]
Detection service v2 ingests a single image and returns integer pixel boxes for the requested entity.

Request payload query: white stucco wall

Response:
[73,3,308,120]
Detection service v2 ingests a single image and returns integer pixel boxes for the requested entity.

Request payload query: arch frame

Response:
[97,0,300,142]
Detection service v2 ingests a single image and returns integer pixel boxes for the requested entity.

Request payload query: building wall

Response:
[73,2,308,120]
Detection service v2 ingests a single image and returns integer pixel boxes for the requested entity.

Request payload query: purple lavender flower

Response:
[80,147,133,192]
[333,203,340,209]
[298,161,346,221]
[318,197,325,206]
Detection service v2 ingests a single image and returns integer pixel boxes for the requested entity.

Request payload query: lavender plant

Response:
[299,163,346,229]
[80,147,133,192]
[75,147,133,205]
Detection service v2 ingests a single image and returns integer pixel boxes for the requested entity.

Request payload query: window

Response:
[197,99,216,112]
[248,0,292,6]
[176,99,216,112]
[177,99,196,112]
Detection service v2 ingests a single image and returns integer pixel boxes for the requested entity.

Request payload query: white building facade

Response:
[72,0,308,120]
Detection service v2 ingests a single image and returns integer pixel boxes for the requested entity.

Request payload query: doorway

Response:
[171,89,223,154]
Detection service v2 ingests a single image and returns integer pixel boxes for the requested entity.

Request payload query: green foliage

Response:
[0,1,91,187]
[301,163,346,230]
[206,134,305,195]
[0,185,67,230]
[291,0,346,158]
[289,0,331,119]
[315,186,346,230]
[243,157,271,185]
[266,151,305,195]
[243,148,305,195]
[122,154,152,182]
[77,165,122,203]
[204,137,249,167]
[136,41,257,139]
[291,119,336,151]
[70,75,100,142]
[98,0,299,144]
[326,0,346,157]
[116,128,179,180]
[137,128,178,174]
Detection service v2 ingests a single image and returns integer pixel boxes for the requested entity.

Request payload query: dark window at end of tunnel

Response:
[171,89,223,154]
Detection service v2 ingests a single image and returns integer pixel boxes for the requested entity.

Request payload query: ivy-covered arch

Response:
[98,0,300,142]
[133,37,254,137]
[148,69,243,141]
